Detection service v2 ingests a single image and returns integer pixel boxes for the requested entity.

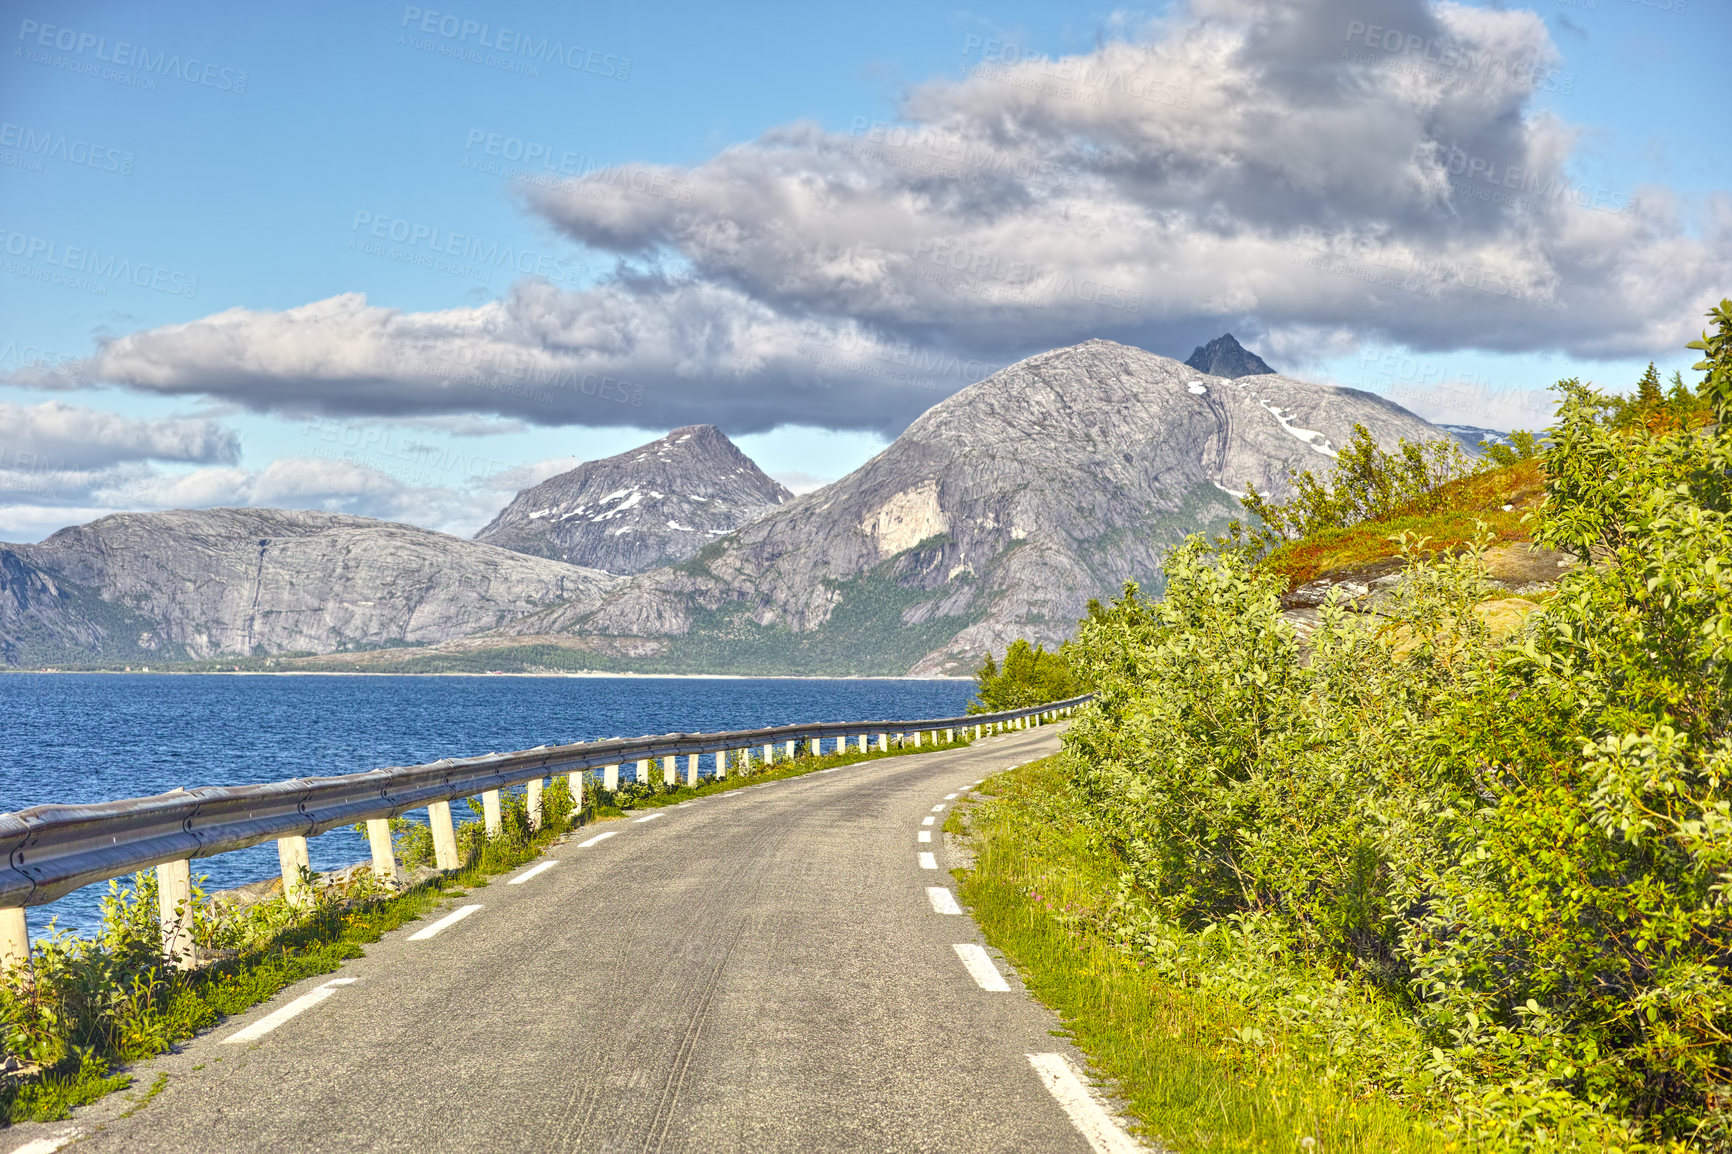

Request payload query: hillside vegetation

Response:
[1032,303,1732,1150]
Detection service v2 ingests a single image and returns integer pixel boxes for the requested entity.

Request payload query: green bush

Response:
[970,638,1084,712]
[1061,303,1732,1150]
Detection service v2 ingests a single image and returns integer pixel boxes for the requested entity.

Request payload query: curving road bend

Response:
[8,724,1146,1154]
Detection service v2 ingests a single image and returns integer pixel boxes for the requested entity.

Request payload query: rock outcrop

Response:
[1184,333,1275,378]
[482,338,1447,674]
[474,425,791,573]
[5,508,620,662]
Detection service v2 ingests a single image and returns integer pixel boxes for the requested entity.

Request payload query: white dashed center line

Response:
[953,943,1011,991]
[1027,1053,1145,1153]
[508,860,558,885]
[943,792,959,800]
[633,812,665,823]
[918,852,938,870]
[408,903,483,941]
[577,831,616,848]
[221,978,358,1044]
[927,887,962,915]
[6,1128,80,1154]
[921,816,935,826]
[918,830,932,843]
[931,804,946,813]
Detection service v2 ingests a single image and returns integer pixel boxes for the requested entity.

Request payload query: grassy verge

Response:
[0,726,985,1126]
[952,755,1451,1153]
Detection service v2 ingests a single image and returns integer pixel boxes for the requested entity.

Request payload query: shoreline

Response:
[0,668,974,681]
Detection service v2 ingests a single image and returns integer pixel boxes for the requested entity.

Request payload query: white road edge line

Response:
[221,978,358,1044]
[931,804,946,812]
[927,887,962,915]
[1026,1052,1146,1154]
[944,792,959,800]
[5,1127,81,1154]
[508,860,558,885]
[577,831,617,848]
[408,903,483,942]
[918,830,932,843]
[953,943,1011,991]
[918,852,938,870]
[921,816,935,826]
[633,812,665,823]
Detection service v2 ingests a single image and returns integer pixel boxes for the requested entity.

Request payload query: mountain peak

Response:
[1184,333,1275,378]
[475,426,791,574]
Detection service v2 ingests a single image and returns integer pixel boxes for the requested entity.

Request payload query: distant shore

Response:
[0,668,972,681]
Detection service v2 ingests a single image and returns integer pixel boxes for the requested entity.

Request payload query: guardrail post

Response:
[715,750,728,779]
[156,858,196,968]
[632,758,648,787]
[604,763,619,792]
[856,734,867,754]
[686,754,699,787]
[278,836,313,909]
[482,790,503,837]
[913,730,923,747]
[784,739,796,761]
[2,907,29,980]
[662,755,677,788]
[429,800,461,871]
[763,743,775,766]
[527,777,544,832]
[365,819,397,885]
[876,733,888,752]
[568,769,584,813]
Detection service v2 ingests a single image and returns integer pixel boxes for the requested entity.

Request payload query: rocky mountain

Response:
[468,338,1447,675]
[475,425,791,573]
[0,508,619,664]
[1439,424,1512,452]
[1185,333,1275,378]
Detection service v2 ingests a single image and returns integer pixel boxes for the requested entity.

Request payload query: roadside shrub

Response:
[970,638,1084,712]
[1063,303,1732,1150]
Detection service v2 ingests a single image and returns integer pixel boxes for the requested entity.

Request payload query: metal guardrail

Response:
[0,695,1092,922]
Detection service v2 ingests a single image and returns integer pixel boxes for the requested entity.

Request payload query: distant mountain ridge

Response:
[1185,333,1275,378]
[475,425,791,574]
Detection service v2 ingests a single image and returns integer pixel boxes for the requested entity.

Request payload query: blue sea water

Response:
[0,673,975,937]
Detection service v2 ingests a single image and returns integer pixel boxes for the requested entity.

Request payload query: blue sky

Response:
[1,0,1725,540]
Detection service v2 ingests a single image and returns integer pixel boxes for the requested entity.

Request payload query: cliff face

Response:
[7,508,620,661]
[485,338,1447,674]
[474,425,791,573]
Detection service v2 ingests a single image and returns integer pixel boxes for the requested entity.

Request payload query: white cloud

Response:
[8,0,1725,438]
[0,400,239,469]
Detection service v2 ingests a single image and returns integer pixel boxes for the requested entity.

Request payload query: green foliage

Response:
[970,639,1084,712]
[1235,423,1481,550]
[1477,429,1542,468]
[1059,312,1732,1150]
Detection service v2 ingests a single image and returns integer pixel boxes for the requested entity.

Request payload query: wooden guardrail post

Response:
[685,754,699,787]
[482,790,503,837]
[568,769,584,813]
[876,733,888,752]
[856,734,867,754]
[661,755,677,788]
[715,750,727,779]
[157,858,196,967]
[604,763,619,791]
[365,819,397,885]
[526,777,543,831]
[429,800,461,870]
[762,742,775,766]
[637,758,652,787]
[277,836,313,909]
[2,907,29,979]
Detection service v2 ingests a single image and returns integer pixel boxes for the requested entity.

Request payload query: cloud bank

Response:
[13,0,1727,436]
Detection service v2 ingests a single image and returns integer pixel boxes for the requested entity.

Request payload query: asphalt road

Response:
[9,723,1142,1154]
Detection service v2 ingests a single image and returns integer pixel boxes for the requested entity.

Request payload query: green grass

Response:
[953,755,1452,1153]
